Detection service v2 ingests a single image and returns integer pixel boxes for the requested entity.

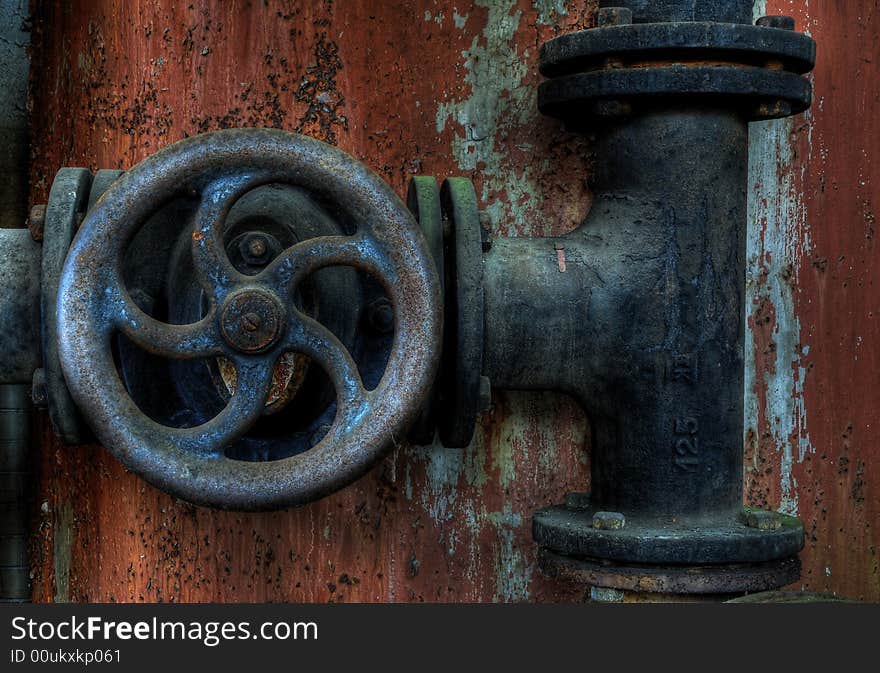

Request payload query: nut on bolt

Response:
[597,6,633,27]
[592,511,625,530]
[745,509,782,531]
[756,15,796,31]
[28,203,47,241]
[239,232,271,265]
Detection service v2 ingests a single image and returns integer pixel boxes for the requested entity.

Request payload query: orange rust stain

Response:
[747,1,880,600]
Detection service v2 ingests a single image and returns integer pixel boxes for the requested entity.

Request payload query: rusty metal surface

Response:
[743,0,880,601]
[24,0,877,602]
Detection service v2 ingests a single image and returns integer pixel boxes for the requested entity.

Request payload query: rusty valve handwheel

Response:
[57,128,442,510]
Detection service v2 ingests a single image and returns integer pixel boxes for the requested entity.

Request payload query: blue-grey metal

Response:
[0,0,29,232]
[0,385,30,602]
[41,168,93,444]
[0,231,41,384]
[465,1,816,593]
[0,0,32,603]
[57,128,442,510]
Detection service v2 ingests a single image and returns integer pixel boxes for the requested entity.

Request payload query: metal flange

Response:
[437,178,484,449]
[539,550,801,595]
[406,176,445,446]
[405,176,485,449]
[40,167,93,444]
[538,18,816,122]
[540,22,816,77]
[533,503,804,566]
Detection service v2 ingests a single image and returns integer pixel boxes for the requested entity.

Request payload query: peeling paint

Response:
[744,0,816,517]
[487,503,531,602]
[746,113,815,515]
[533,0,567,26]
[435,0,546,235]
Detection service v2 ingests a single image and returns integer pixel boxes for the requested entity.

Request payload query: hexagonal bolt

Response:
[756,15,796,31]
[28,204,47,242]
[592,511,626,530]
[746,510,782,531]
[597,7,633,27]
[239,232,271,266]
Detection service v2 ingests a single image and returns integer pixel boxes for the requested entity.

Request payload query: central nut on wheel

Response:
[219,289,285,353]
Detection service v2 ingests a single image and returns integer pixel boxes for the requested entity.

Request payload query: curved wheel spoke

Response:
[112,289,224,359]
[191,176,255,302]
[176,356,276,455]
[262,234,386,293]
[287,312,366,413]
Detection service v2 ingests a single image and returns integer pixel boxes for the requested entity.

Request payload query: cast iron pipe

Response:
[0,0,33,603]
[477,0,815,595]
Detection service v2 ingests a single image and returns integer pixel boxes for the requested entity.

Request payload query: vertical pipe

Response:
[0,385,31,602]
[0,0,30,230]
[587,109,748,518]
[0,0,32,602]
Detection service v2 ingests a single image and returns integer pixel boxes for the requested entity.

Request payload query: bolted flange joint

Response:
[537,9,816,126]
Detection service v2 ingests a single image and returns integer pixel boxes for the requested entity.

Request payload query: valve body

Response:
[478,0,816,595]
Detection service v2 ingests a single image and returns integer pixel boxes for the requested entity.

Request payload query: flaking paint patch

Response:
[746,112,815,515]
[487,503,531,602]
[407,435,488,556]
[435,0,543,235]
[744,0,818,519]
[532,0,567,25]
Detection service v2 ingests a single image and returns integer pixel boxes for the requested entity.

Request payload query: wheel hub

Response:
[219,289,285,353]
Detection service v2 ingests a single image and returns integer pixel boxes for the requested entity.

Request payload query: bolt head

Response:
[745,510,782,531]
[592,511,626,530]
[597,7,633,27]
[756,15,796,31]
[248,237,267,258]
[28,204,47,241]
[242,312,262,332]
[219,290,284,353]
[239,232,272,266]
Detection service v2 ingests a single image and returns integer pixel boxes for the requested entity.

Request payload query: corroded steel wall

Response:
[745,0,879,601]
[26,0,877,601]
